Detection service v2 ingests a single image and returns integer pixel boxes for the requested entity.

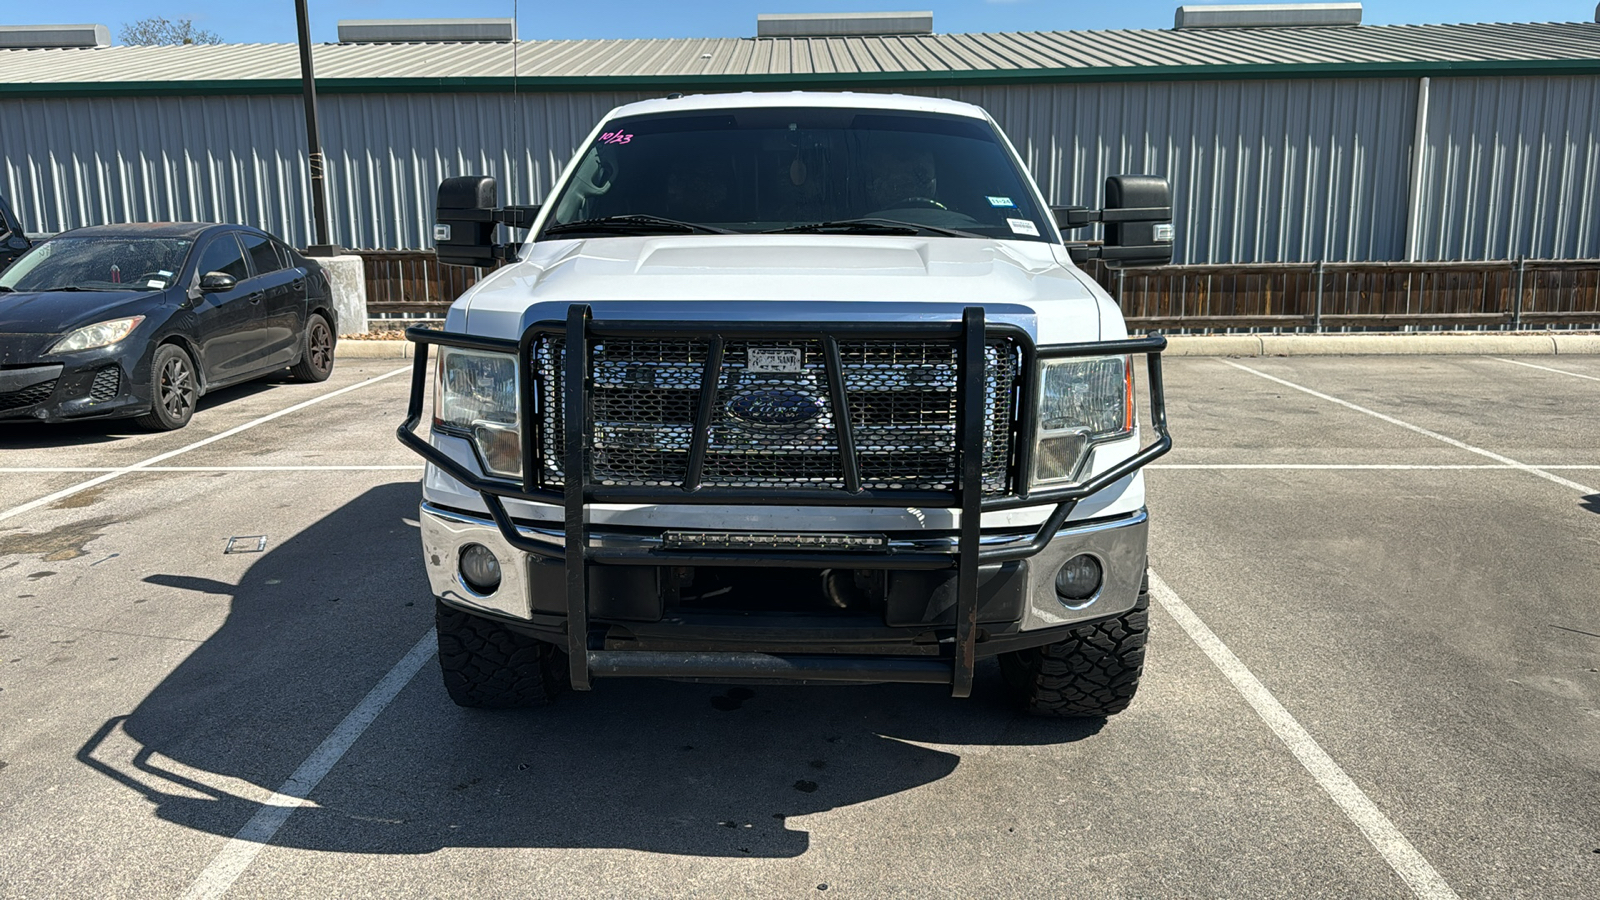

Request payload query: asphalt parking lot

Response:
[1,352,1597,899]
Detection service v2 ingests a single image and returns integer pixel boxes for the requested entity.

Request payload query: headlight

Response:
[48,316,146,354]
[435,347,522,480]
[1032,355,1133,486]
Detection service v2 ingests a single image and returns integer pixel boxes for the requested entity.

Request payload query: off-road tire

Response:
[998,574,1150,718]
[133,343,198,431]
[435,599,568,709]
[288,312,335,382]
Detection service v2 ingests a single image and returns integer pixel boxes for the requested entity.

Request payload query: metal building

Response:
[1,13,1597,264]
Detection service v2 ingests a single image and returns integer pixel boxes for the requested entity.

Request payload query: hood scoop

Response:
[631,239,931,275]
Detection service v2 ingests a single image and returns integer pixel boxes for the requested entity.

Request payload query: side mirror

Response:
[199,272,237,293]
[1058,176,1174,268]
[1101,175,1173,267]
[434,176,541,268]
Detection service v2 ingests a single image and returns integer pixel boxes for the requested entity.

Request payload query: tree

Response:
[118,17,221,46]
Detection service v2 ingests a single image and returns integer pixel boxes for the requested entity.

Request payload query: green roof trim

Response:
[3,57,1600,98]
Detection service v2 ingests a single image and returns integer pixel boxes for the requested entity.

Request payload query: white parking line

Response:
[1150,572,1460,900]
[1150,464,1600,470]
[0,366,412,524]
[1488,357,1600,382]
[1219,360,1597,495]
[180,628,436,900]
[0,465,425,473]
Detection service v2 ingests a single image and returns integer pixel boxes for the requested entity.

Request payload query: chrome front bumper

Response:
[420,501,1149,633]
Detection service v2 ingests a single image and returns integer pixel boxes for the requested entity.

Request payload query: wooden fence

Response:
[357,250,1600,330]
[1083,259,1600,330]
[360,250,486,316]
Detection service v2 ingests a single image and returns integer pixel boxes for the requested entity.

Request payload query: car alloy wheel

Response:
[159,354,195,421]
[307,317,333,374]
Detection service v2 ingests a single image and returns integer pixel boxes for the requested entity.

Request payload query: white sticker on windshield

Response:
[987,196,1016,208]
[1006,218,1040,237]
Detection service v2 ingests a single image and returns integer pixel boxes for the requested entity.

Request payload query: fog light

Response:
[1055,554,1102,606]
[459,543,502,595]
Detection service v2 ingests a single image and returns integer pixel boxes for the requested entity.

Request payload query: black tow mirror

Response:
[434,175,541,268]
[199,272,237,293]
[1058,175,1175,268]
[1102,175,1173,267]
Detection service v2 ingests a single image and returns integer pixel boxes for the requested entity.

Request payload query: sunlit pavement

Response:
[1,355,1597,898]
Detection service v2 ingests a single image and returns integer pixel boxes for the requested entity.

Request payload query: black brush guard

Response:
[399,305,1170,696]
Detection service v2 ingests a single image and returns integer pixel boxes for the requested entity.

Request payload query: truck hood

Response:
[459,235,1109,344]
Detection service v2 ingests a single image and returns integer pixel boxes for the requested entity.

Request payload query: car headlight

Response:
[1032,355,1133,486]
[48,316,146,354]
[435,347,522,480]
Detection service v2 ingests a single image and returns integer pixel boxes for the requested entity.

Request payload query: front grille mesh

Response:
[532,333,1022,496]
[89,368,120,402]
[0,379,57,413]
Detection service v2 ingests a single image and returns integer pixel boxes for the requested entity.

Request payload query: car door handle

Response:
[248,292,264,304]
[291,278,305,292]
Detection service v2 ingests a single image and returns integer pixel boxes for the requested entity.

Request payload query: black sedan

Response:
[0,223,338,430]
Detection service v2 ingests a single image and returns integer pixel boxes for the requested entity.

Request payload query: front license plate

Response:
[747,348,803,373]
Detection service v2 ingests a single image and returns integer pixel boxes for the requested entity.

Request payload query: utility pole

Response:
[295,0,338,256]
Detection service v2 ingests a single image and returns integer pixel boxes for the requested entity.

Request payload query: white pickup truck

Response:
[400,92,1173,717]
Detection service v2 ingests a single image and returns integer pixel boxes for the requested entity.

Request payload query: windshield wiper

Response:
[543,215,735,237]
[764,218,982,238]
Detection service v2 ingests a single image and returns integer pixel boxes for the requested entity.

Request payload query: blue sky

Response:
[5,1,1596,44]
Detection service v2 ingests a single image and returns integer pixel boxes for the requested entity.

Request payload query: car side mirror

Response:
[434,175,539,268]
[1101,175,1173,267]
[1060,176,1174,268]
[200,272,237,293]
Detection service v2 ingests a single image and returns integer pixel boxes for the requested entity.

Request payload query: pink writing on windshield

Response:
[599,132,634,145]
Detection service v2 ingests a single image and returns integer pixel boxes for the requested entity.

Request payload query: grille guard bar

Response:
[398,304,1171,696]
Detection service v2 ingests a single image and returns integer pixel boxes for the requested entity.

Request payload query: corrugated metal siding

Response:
[1,92,654,249]
[911,79,1415,262]
[1414,75,1600,260]
[3,76,1595,261]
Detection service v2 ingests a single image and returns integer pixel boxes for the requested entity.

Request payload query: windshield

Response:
[541,107,1052,242]
[0,237,193,292]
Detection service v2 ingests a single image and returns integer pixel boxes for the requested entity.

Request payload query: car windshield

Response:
[541,107,1052,242]
[0,237,193,293]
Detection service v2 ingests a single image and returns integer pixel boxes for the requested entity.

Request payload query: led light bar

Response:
[661,531,889,552]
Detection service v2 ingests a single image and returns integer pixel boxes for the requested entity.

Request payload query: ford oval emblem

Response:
[727,389,823,428]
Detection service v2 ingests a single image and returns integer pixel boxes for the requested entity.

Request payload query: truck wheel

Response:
[435,599,568,708]
[998,575,1149,718]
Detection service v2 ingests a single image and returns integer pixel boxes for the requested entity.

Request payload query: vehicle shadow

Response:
[0,379,283,449]
[78,482,1102,858]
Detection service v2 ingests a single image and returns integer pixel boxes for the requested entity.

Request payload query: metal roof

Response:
[2,21,1599,96]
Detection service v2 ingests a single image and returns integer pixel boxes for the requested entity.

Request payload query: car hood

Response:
[0,288,159,335]
[459,235,1112,344]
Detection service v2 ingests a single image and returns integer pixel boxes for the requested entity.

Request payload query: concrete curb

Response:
[337,340,413,359]
[334,333,1600,361]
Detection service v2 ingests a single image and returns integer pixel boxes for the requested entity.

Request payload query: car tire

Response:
[287,312,335,383]
[133,344,198,431]
[435,599,569,709]
[998,573,1149,718]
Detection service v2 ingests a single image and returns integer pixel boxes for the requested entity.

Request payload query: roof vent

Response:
[757,11,933,38]
[1174,3,1362,29]
[0,24,110,49]
[336,18,517,44]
